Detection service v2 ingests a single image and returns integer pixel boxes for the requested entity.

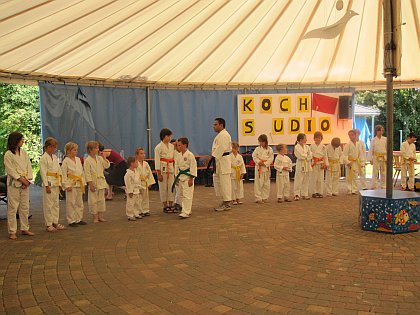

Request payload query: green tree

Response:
[0,83,42,174]
[356,89,420,150]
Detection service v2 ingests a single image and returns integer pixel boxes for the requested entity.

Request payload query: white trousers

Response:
[311,165,324,195]
[213,173,232,202]
[42,186,60,226]
[158,173,174,203]
[401,163,415,189]
[88,188,106,214]
[254,170,270,201]
[359,165,367,189]
[294,171,310,197]
[325,170,340,195]
[7,185,30,234]
[139,189,150,214]
[126,193,140,218]
[231,178,244,200]
[65,188,84,224]
[276,174,290,199]
[174,185,182,205]
[179,180,194,216]
[346,164,359,193]
[371,157,386,189]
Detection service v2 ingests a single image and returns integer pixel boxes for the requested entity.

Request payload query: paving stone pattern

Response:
[0,182,419,314]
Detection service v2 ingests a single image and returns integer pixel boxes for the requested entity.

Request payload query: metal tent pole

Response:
[146,87,152,158]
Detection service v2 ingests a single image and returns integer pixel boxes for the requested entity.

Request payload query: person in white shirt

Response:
[173,137,197,219]
[294,133,312,200]
[171,139,182,211]
[343,129,363,194]
[310,131,328,198]
[61,142,87,227]
[208,118,232,211]
[135,147,156,217]
[400,132,417,191]
[253,134,274,203]
[84,141,110,223]
[325,138,343,196]
[368,125,387,189]
[4,132,35,240]
[355,129,368,190]
[124,157,142,221]
[230,142,246,205]
[40,137,65,232]
[274,144,293,202]
[155,128,176,213]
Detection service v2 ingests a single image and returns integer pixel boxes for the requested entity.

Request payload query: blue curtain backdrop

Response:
[39,83,147,156]
[354,116,372,149]
[39,84,354,156]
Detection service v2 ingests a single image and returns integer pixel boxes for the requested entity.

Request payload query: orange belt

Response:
[312,157,326,169]
[257,160,267,177]
[160,158,175,179]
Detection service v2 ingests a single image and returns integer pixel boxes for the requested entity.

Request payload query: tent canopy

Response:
[0,0,419,89]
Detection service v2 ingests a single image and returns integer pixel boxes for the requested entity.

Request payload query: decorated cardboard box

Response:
[360,190,419,234]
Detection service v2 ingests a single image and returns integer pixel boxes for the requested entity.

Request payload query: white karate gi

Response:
[400,141,416,190]
[274,154,292,199]
[175,149,197,216]
[136,160,156,214]
[294,144,312,197]
[124,169,141,219]
[357,140,368,189]
[4,150,33,234]
[212,129,232,202]
[61,156,85,224]
[325,144,343,196]
[40,152,62,227]
[252,146,274,201]
[173,150,182,205]
[154,141,175,203]
[368,136,387,189]
[230,153,246,200]
[343,141,362,193]
[84,155,110,214]
[310,143,328,195]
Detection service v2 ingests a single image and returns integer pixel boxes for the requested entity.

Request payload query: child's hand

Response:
[148,185,152,189]
[283,166,288,170]
[158,174,163,182]
[46,186,52,194]
[66,187,72,192]
[258,161,265,166]
[129,193,133,198]
[89,183,96,192]
[188,178,193,187]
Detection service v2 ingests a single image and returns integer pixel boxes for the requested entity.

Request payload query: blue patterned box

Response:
[360,190,420,234]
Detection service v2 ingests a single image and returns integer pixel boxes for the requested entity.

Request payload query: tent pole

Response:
[385,74,393,198]
[146,87,152,158]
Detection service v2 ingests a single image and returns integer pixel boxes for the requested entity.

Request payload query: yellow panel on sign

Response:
[297,96,310,112]
[289,118,300,134]
[304,118,316,134]
[260,97,272,114]
[272,118,284,135]
[241,97,254,114]
[279,96,291,113]
[319,117,332,134]
[242,119,254,136]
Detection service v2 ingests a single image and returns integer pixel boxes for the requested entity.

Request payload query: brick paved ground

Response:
[0,181,419,315]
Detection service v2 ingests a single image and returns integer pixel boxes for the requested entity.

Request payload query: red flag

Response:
[312,93,338,115]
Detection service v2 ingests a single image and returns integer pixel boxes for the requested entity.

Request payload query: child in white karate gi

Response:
[230,142,246,205]
[274,144,292,203]
[252,134,274,203]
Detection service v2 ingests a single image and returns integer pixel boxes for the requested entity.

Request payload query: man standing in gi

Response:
[209,118,232,211]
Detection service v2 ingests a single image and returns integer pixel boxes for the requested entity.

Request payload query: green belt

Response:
[171,168,194,192]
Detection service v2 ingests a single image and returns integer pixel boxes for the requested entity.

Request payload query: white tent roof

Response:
[354,104,381,116]
[0,0,419,89]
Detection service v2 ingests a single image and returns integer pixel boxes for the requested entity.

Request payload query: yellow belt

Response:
[348,158,362,182]
[374,153,386,170]
[328,159,339,177]
[403,158,415,170]
[140,175,149,197]
[67,173,84,194]
[46,171,62,187]
[232,165,242,182]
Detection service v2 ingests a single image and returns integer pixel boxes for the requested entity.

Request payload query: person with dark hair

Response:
[343,129,363,194]
[135,147,155,217]
[252,134,274,203]
[368,125,387,189]
[98,143,127,200]
[325,137,343,196]
[171,138,182,211]
[293,133,312,201]
[4,132,35,240]
[400,132,417,191]
[173,137,197,219]
[124,156,142,221]
[274,144,293,203]
[310,131,327,198]
[154,128,176,213]
[355,129,368,190]
[209,118,232,211]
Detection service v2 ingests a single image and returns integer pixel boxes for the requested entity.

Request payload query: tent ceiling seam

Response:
[373,1,382,82]
[349,0,367,81]
[410,0,420,53]
[0,0,54,23]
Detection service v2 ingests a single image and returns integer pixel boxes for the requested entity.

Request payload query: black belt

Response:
[207,152,230,173]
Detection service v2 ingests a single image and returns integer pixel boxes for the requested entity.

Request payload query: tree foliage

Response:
[0,83,42,174]
[356,88,420,150]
